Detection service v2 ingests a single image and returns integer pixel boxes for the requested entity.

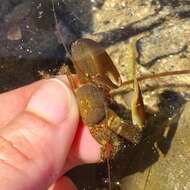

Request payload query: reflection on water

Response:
[0,0,190,190]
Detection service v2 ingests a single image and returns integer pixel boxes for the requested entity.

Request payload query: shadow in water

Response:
[137,43,188,68]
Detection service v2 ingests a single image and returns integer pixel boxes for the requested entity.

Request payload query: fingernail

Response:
[26,79,75,125]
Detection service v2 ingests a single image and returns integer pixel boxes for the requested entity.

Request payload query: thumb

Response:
[0,78,79,190]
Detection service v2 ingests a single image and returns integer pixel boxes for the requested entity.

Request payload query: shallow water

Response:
[0,0,190,189]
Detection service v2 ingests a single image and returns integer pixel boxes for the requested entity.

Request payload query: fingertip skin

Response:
[26,79,78,125]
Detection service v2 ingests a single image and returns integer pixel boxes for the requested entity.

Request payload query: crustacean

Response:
[63,38,146,159]
[59,37,190,160]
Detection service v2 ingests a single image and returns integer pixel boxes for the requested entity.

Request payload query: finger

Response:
[0,79,79,190]
[49,176,77,190]
[71,122,101,163]
[0,77,70,127]
[0,80,44,127]
[62,122,101,173]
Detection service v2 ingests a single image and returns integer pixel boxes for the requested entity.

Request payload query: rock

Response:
[7,25,22,40]
[0,1,12,19]
[138,19,190,66]
[120,101,190,190]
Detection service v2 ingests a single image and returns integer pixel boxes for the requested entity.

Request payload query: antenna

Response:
[51,0,73,61]
[110,69,190,95]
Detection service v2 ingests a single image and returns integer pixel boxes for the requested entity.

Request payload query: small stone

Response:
[7,25,22,41]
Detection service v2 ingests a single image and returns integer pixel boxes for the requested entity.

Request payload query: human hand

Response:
[0,77,100,190]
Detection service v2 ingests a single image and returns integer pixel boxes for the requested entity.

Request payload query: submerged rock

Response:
[138,19,190,66]
[121,101,190,190]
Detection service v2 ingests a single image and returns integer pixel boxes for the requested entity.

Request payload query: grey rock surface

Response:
[138,19,190,66]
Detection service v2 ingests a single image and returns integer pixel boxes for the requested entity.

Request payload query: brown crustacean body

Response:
[70,38,145,159]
